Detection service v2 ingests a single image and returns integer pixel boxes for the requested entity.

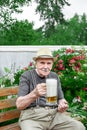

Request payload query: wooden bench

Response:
[0,86,21,130]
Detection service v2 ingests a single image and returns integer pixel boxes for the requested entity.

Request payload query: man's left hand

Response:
[58,99,68,113]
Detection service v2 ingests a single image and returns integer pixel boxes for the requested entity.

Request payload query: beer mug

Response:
[46,78,57,105]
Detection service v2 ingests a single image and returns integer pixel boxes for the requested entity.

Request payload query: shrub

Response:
[52,47,87,102]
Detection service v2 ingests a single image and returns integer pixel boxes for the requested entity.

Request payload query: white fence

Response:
[0,45,87,77]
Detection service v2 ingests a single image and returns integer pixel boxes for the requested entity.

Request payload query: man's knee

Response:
[77,122,85,130]
[72,120,85,130]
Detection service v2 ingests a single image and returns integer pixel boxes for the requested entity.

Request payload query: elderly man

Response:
[16,48,85,130]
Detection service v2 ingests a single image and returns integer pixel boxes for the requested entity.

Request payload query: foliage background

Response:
[0,0,87,45]
[0,14,87,45]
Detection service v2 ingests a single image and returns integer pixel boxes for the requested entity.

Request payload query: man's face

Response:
[36,58,53,77]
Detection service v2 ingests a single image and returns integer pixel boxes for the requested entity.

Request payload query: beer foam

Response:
[46,79,57,97]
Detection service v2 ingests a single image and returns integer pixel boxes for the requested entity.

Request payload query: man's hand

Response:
[58,99,68,113]
[34,83,46,97]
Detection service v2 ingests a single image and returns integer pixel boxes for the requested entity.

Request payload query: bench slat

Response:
[0,109,20,122]
[0,122,20,130]
[0,98,17,109]
[0,86,18,97]
[0,86,20,129]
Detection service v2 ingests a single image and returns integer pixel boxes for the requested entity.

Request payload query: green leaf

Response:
[4,67,11,73]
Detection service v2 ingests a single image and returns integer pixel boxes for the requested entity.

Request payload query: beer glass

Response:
[46,78,57,105]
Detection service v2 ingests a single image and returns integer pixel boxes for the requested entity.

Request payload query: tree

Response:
[0,20,43,45]
[0,0,70,36]
[35,0,70,37]
[0,0,31,30]
[46,14,87,45]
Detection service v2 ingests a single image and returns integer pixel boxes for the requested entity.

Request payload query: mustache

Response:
[39,68,51,72]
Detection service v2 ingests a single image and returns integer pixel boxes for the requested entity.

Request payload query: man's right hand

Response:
[34,83,46,97]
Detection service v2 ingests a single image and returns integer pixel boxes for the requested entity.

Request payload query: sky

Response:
[12,0,87,29]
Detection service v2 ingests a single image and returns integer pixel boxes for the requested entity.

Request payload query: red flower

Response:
[76,96,81,102]
[58,64,65,70]
[54,68,57,71]
[73,55,85,61]
[69,59,76,64]
[83,88,87,91]
[58,59,63,64]
[29,62,33,66]
[66,48,75,54]
[73,66,80,72]
[56,64,58,67]
[58,72,62,75]
[23,67,28,70]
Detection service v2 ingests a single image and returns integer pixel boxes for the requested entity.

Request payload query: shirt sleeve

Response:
[18,71,30,97]
[57,76,64,100]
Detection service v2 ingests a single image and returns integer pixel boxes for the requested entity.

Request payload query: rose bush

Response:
[52,48,87,102]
